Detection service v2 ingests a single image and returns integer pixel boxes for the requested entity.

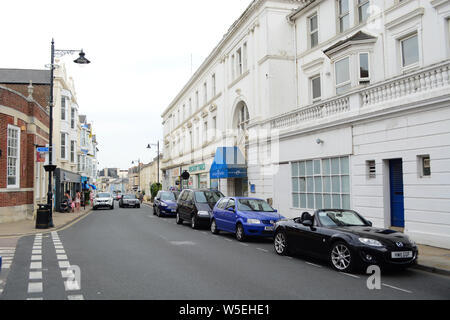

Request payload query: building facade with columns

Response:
[161,0,450,248]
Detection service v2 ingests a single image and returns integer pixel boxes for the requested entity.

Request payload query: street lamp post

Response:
[147,141,160,185]
[43,39,90,228]
[131,159,141,192]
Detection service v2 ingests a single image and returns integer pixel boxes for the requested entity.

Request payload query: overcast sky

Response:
[0,0,253,170]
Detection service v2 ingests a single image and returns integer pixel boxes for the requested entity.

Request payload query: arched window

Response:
[237,104,250,131]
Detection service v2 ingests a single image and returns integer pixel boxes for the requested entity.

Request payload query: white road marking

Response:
[30,262,42,269]
[28,282,43,294]
[382,283,413,294]
[340,272,360,279]
[240,243,249,247]
[61,270,75,278]
[68,294,84,300]
[169,241,196,246]
[56,250,66,254]
[29,271,43,280]
[57,255,68,260]
[55,245,64,249]
[3,264,11,269]
[32,250,42,255]
[225,239,233,242]
[64,281,80,291]
[31,255,42,261]
[58,261,70,268]
[27,297,44,300]
[305,262,322,268]
[256,248,269,253]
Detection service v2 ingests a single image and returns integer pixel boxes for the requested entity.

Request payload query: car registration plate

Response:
[391,251,413,259]
[264,226,274,231]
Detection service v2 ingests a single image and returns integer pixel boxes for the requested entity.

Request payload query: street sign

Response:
[37,147,49,153]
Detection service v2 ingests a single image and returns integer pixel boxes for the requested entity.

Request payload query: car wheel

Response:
[274,230,290,256]
[93,207,97,211]
[191,215,198,229]
[235,223,246,242]
[111,205,114,210]
[153,207,156,215]
[137,204,140,209]
[156,208,161,217]
[210,219,220,234]
[176,212,183,225]
[330,241,355,273]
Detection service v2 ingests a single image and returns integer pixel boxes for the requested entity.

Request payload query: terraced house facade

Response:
[161,0,450,248]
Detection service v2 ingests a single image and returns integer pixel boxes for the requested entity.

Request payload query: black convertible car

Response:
[273,209,418,272]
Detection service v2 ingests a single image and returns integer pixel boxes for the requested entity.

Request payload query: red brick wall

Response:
[1,84,50,109]
[0,86,49,208]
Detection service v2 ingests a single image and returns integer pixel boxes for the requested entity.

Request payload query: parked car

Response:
[273,209,418,273]
[153,191,179,217]
[119,194,141,208]
[93,192,114,210]
[176,189,224,229]
[211,197,285,241]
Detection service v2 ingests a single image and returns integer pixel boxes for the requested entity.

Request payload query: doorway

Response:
[389,159,405,228]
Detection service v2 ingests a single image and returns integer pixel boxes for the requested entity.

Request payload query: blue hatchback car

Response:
[153,191,180,217]
[210,197,285,241]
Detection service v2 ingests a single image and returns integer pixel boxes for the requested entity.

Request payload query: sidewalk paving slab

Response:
[0,207,92,238]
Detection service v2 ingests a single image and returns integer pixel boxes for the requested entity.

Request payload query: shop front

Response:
[188,163,209,189]
[210,147,247,196]
[54,168,82,212]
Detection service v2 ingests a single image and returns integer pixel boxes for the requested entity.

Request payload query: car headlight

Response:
[197,211,210,216]
[247,219,261,225]
[359,238,384,247]
[409,239,416,246]
[160,202,168,207]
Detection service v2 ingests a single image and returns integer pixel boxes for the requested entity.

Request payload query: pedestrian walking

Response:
[75,191,81,212]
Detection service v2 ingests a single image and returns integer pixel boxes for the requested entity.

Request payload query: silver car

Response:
[119,194,141,208]
[93,192,114,210]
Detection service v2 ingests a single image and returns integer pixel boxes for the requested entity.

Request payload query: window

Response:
[237,48,243,76]
[238,106,250,131]
[61,133,67,159]
[367,160,376,179]
[212,74,216,96]
[203,82,207,104]
[196,127,199,147]
[231,54,235,79]
[189,98,192,116]
[311,75,321,102]
[359,52,370,83]
[61,97,66,120]
[401,33,419,67]
[418,155,431,177]
[243,43,248,71]
[71,108,76,129]
[358,0,370,23]
[195,91,199,109]
[70,141,75,163]
[338,0,350,33]
[309,14,319,48]
[335,57,351,94]
[292,156,350,210]
[77,155,81,172]
[182,104,186,121]
[204,121,208,143]
[7,125,20,188]
[212,116,217,139]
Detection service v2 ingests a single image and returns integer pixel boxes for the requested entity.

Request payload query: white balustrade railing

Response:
[271,96,350,129]
[361,62,450,107]
[270,61,450,130]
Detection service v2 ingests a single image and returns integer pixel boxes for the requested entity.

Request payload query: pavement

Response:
[0,201,449,278]
[0,206,92,238]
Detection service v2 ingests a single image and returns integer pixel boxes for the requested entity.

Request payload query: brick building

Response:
[0,71,50,222]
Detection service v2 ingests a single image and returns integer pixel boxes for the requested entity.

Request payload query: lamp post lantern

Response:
[147,141,160,186]
[44,39,90,228]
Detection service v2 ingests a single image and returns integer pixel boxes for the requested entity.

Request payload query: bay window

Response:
[335,57,351,94]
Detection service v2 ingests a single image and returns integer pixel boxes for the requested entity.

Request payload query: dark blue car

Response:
[153,191,179,217]
[210,197,285,241]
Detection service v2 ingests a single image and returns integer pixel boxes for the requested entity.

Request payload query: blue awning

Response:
[210,147,247,179]
[89,184,97,190]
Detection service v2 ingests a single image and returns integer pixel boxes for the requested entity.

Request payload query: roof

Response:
[0,68,50,85]
[323,31,377,57]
